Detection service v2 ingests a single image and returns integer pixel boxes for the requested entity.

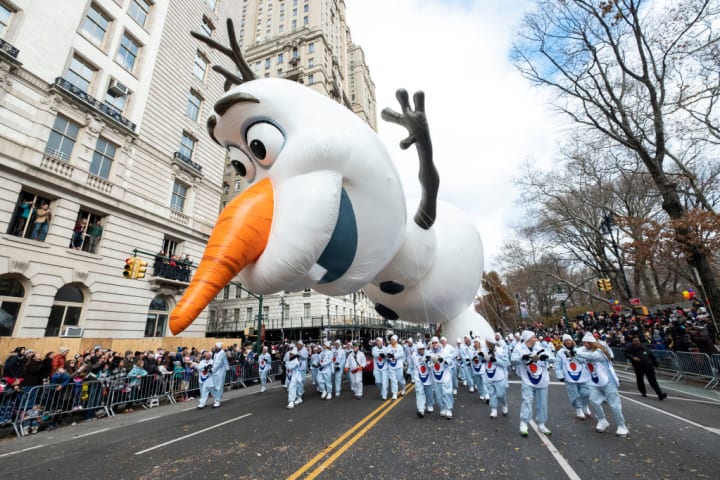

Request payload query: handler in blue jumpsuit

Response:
[412,342,435,417]
[511,330,553,436]
[429,336,454,419]
[555,334,592,419]
[371,337,389,400]
[387,334,405,399]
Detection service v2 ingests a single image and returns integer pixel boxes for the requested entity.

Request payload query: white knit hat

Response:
[416,342,426,350]
[521,330,535,342]
[581,333,596,343]
[485,335,496,345]
[562,334,573,342]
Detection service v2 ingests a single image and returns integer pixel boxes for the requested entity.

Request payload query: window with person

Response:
[70,209,104,253]
[0,276,25,337]
[44,284,85,337]
[144,296,169,337]
[7,191,52,239]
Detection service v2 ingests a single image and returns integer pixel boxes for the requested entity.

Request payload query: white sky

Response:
[344,0,563,271]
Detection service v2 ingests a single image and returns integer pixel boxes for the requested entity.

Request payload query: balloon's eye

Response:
[245,121,285,167]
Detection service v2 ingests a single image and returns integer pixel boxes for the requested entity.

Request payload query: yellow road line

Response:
[287,384,414,480]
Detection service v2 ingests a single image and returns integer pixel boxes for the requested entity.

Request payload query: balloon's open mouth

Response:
[316,188,357,283]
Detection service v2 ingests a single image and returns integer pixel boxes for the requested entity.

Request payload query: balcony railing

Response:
[172,151,203,174]
[52,77,137,134]
[0,38,19,59]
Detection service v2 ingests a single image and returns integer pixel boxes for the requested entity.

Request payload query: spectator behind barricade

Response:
[688,319,718,355]
[22,350,48,388]
[127,360,148,387]
[3,346,26,384]
[51,367,71,390]
[22,403,43,435]
[52,347,70,375]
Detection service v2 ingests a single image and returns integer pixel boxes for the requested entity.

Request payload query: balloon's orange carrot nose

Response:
[169,178,274,335]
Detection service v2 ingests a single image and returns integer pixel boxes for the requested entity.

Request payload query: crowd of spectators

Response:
[513,304,718,355]
[0,341,285,435]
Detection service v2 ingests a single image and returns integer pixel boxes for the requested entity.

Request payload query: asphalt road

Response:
[1,370,718,480]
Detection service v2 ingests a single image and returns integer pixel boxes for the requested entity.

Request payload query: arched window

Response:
[145,296,169,337]
[45,284,84,336]
[0,277,25,336]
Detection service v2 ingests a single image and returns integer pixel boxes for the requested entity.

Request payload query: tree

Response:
[513,0,720,320]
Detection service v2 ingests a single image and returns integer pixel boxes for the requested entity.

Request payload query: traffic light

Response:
[123,257,136,278]
[602,278,613,291]
[596,279,606,292]
[134,258,148,279]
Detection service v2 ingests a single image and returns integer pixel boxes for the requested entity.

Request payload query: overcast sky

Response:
[344,0,564,272]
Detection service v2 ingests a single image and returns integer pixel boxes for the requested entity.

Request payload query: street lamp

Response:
[600,213,633,300]
[280,294,285,343]
[324,297,330,340]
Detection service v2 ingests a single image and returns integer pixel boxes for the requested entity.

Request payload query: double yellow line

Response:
[287,384,415,480]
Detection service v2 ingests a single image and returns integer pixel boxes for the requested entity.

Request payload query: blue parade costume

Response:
[210,343,229,407]
[387,335,406,399]
[372,338,389,400]
[310,347,320,390]
[483,336,509,418]
[577,333,628,437]
[411,343,435,417]
[295,342,308,398]
[318,342,334,399]
[332,341,346,396]
[258,349,273,393]
[460,337,476,392]
[430,337,454,419]
[285,348,301,408]
[555,334,592,419]
[511,330,553,436]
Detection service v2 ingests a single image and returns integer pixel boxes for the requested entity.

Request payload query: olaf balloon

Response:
[169,20,493,342]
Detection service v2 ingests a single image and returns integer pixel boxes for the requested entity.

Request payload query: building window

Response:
[117,32,140,71]
[82,4,111,45]
[179,132,196,160]
[223,286,230,299]
[200,16,214,36]
[277,53,283,64]
[234,179,242,191]
[222,183,229,194]
[278,24,283,33]
[307,74,313,85]
[303,16,308,25]
[277,68,282,76]
[186,90,202,121]
[308,42,314,53]
[303,303,310,319]
[293,8,297,16]
[129,0,151,27]
[66,56,96,92]
[104,81,129,113]
[291,19,296,28]
[308,58,313,67]
[89,137,116,179]
[45,115,80,161]
[265,58,271,69]
[194,51,208,80]
[255,61,260,72]
[235,285,243,299]
[246,307,253,323]
[0,4,12,36]
[0,277,25,336]
[145,297,169,337]
[205,0,216,11]
[7,191,51,239]
[45,284,84,337]
[75,210,104,253]
[171,180,188,211]
[304,4,308,12]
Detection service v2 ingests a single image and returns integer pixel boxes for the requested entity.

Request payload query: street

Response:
[1,370,718,480]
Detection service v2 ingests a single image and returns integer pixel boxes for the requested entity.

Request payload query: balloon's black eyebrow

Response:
[214,92,260,116]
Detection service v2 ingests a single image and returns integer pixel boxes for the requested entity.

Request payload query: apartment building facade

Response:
[0,0,233,345]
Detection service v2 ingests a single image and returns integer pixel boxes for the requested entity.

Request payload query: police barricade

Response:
[0,387,23,437]
[611,347,630,371]
[11,380,112,437]
[168,370,200,402]
[712,355,720,389]
[105,372,175,415]
[652,350,681,380]
[674,351,717,389]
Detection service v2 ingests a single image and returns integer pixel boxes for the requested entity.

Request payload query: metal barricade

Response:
[652,350,681,380]
[106,372,174,415]
[674,351,718,389]
[611,347,630,371]
[0,388,23,437]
